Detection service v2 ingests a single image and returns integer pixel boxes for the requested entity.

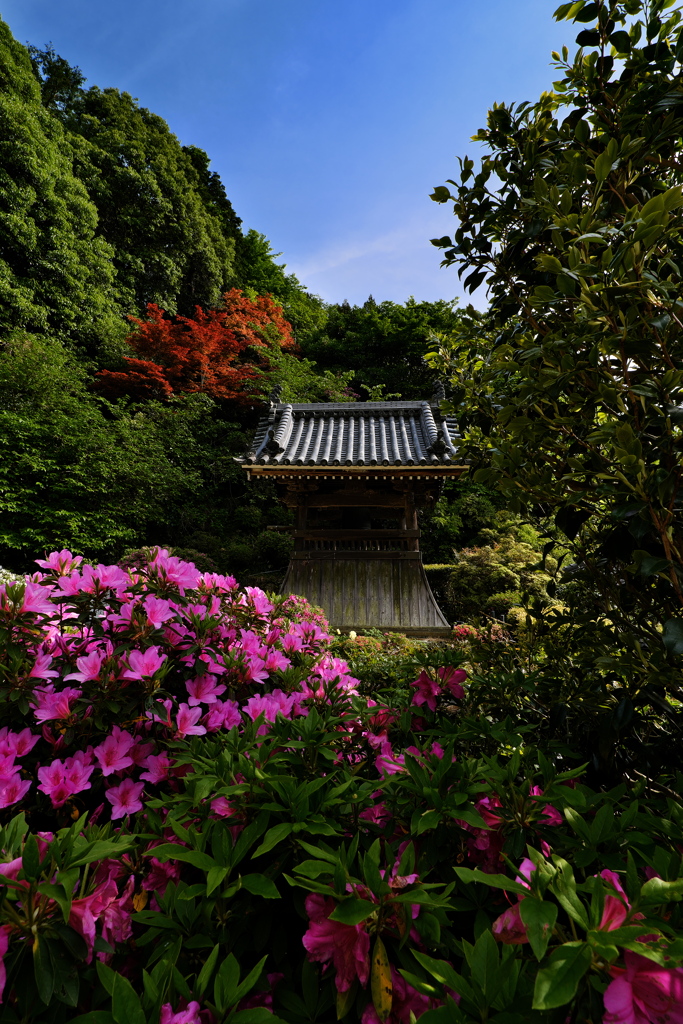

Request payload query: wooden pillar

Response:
[294,500,307,552]
[404,484,419,551]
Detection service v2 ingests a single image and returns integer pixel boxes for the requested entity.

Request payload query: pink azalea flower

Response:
[94,727,136,776]
[62,754,95,794]
[598,870,637,932]
[35,549,83,574]
[438,665,467,698]
[0,727,39,757]
[129,738,155,766]
[0,923,11,1003]
[410,671,441,711]
[28,651,59,680]
[376,750,406,777]
[197,571,237,591]
[37,761,71,807]
[140,752,175,784]
[204,699,242,732]
[185,674,226,706]
[143,595,177,628]
[122,646,167,681]
[529,786,563,826]
[243,655,269,685]
[100,875,135,950]
[263,649,291,673]
[148,549,201,591]
[603,951,683,1024]
[281,631,306,654]
[302,893,370,992]
[492,903,529,944]
[16,582,56,616]
[160,1000,202,1024]
[244,692,295,733]
[147,698,174,729]
[0,773,32,809]
[69,873,118,960]
[31,684,82,723]
[359,798,391,827]
[211,796,235,817]
[175,703,207,739]
[142,855,180,896]
[105,778,145,819]
[64,648,107,683]
[492,859,537,944]
[0,754,16,782]
[244,586,274,618]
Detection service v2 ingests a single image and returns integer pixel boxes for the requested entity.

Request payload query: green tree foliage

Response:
[234,229,329,345]
[429,0,683,681]
[302,295,465,400]
[64,86,238,320]
[0,334,206,568]
[0,21,122,353]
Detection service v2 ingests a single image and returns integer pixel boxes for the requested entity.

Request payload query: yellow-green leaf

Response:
[371,936,393,1022]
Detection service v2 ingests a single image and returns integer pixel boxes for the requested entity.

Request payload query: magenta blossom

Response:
[204,699,241,732]
[69,873,118,960]
[410,671,441,711]
[0,924,11,1003]
[0,728,39,758]
[105,778,145,819]
[143,595,177,628]
[599,870,632,932]
[185,674,226,706]
[122,646,167,681]
[27,651,59,680]
[303,892,370,992]
[492,858,537,945]
[31,685,82,723]
[437,665,466,697]
[140,752,175,784]
[160,1001,202,1024]
[64,648,107,684]
[0,774,32,810]
[37,755,94,807]
[94,727,136,776]
[100,875,135,950]
[175,703,207,739]
[603,951,683,1024]
[35,549,83,574]
[12,581,57,616]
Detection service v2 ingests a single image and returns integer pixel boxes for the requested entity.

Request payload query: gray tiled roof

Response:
[242,400,462,467]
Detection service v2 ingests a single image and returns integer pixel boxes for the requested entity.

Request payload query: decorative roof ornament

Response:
[269,384,284,406]
[432,379,446,403]
[426,435,449,458]
[263,428,285,456]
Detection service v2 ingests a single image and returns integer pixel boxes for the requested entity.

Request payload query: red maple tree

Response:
[96,289,295,403]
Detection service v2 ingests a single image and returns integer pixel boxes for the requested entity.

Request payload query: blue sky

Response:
[3,1,573,307]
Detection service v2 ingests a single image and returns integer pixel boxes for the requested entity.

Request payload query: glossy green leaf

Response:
[240,873,280,898]
[329,898,378,925]
[519,899,558,961]
[532,942,591,1010]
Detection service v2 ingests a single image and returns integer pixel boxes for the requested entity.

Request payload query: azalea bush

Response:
[1,549,683,1023]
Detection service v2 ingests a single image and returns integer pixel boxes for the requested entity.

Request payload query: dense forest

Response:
[0,17,498,588]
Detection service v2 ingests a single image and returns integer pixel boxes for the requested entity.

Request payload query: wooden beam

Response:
[293,529,420,539]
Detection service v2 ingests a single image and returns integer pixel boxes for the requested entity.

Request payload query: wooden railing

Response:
[292,529,420,557]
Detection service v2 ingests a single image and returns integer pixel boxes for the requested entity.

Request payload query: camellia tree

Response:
[429,0,683,684]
